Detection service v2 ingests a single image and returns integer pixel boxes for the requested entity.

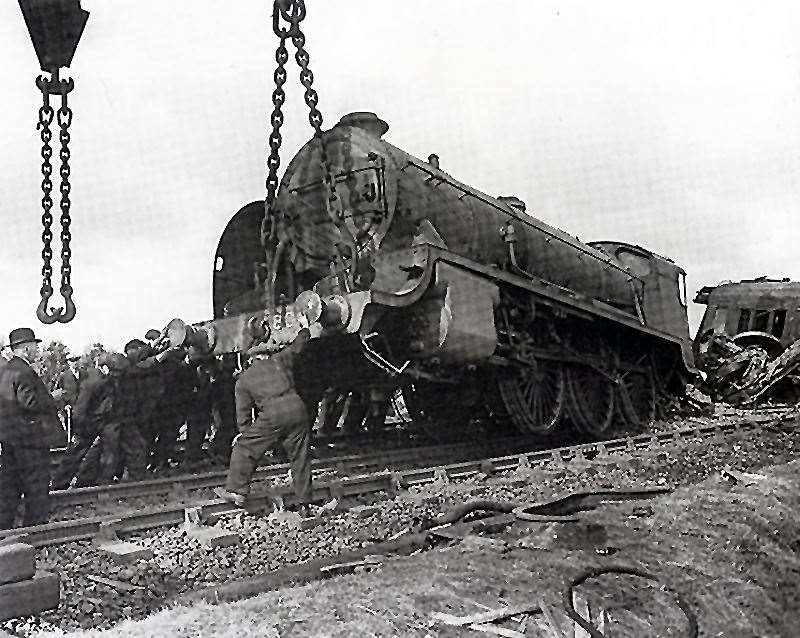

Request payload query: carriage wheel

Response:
[402,381,483,442]
[617,368,657,430]
[565,364,616,438]
[497,359,565,434]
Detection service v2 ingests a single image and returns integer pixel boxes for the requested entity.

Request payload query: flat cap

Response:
[124,338,147,352]
[98,352,129,372]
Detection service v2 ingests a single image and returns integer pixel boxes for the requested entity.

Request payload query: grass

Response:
[32,460,800,638]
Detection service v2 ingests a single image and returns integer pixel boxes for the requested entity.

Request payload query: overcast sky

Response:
[2,1,799,353]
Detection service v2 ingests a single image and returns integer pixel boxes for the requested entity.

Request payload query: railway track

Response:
[46,432,555,508]
[2,411,794,548]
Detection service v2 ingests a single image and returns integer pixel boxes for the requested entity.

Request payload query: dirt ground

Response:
[34,455,800,638]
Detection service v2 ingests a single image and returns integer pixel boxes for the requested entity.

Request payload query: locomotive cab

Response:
[589,243,691,340]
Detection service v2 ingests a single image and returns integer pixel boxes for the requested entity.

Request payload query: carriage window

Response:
[678,272,687,306]
[772,309,787,338]
[737,309,751,333]
[753,309,770,332]
[215,256,224,271]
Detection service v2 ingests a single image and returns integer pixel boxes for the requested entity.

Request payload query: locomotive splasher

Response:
[206,112,695,440]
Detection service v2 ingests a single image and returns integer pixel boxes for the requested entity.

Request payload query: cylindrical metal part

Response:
[275,112,638,312]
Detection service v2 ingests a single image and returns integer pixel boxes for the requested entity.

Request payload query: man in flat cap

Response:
[215,308,327,514]
[0,328,63,527]
[52,352,118,489]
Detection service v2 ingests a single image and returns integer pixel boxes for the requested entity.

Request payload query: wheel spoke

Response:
[498,359,564,434]
[617,368,656,429]
[566,365,615,438]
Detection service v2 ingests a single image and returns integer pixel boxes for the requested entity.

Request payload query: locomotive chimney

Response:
[497,195,527,213]
[428,153,440,169]
[337,112,389,138]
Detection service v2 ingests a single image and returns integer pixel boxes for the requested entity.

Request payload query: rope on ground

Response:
[562,565,698,638]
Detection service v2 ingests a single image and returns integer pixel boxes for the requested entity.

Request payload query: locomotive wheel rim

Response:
[617,369,657,429]
[498,360,565,434]
[565,364,616,438]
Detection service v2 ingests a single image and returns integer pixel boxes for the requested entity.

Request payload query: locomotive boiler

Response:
[202,111,695,440]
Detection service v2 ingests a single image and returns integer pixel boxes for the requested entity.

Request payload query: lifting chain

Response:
[263,0,353,304]
[35,72,76,324]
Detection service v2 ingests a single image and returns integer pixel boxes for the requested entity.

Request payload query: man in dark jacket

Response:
[100,343,181,483]
[52,356,115,490]
[0,328,63,528]
[95,352,148,484]
[150,354,194,470]
[122,338,164,466]
[215,312,322,511]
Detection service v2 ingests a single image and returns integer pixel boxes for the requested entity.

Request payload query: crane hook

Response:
[36,283,76,324]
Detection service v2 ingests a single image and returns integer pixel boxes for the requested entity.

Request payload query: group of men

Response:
[52,332,238,490]
[0,308,326,528]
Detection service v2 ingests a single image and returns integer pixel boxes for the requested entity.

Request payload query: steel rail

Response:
[2,413,794,548]
[46,433,552,507]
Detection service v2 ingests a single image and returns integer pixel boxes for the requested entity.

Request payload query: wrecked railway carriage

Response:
[694,278,800,404]
[180,113,695,440]
[694,277,800,357]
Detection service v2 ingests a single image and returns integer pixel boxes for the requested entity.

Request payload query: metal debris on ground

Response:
[85,574,144,593]
[431,600,540,628]
[696,332,800,404]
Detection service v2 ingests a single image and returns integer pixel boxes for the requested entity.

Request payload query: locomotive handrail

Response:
[402,160,643,285]
[422,246,696,373]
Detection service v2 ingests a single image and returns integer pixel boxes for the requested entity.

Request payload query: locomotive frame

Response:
[198,112,695,442]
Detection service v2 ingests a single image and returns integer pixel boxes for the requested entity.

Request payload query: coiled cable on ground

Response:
[562,565,698,638]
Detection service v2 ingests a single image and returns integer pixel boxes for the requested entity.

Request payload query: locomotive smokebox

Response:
[337,112,389,138]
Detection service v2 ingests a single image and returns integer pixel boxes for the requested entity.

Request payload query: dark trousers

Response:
[226,418,312,503]
[151,404,186,467]
[52,431,98,490]
[97,422,147,483]
[209,393,236,461]
[185,397,211,461]
[0,444,50,529]
[75,438,101,487]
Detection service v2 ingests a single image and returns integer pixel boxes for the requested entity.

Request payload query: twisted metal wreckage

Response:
[695,331,800,405]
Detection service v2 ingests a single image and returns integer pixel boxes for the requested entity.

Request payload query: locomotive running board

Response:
[392,244,696,373]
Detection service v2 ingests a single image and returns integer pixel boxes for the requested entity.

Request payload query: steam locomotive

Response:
[199,112,695,440]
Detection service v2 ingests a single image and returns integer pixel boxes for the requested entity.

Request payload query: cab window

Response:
[753,309,770,332]
[737,309,751,333]
[772,309,787,338]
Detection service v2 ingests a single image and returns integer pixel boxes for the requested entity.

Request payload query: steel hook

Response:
[36,284,76,324]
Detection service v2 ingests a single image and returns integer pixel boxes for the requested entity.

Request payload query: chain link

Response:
[289,29,343,222]
[57,93,73,295]
[263,37,289,229]
[268,0,342,224]
[264,0,358,296]
[34,74,76,323]
[37,89,55,298]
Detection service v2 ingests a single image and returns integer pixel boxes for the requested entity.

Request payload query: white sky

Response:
[2,1,799,353]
